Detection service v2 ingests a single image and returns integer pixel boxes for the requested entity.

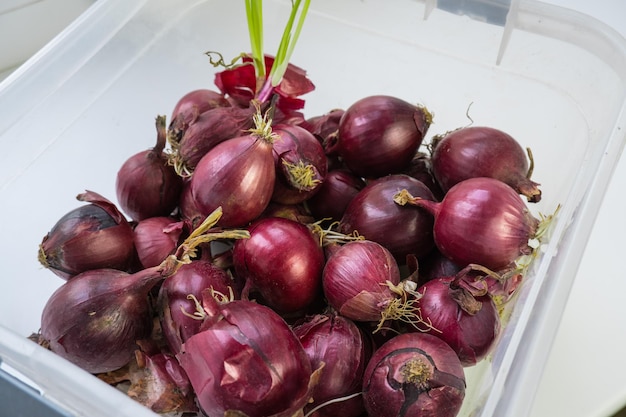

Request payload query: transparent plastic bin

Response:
[0,0,625,416]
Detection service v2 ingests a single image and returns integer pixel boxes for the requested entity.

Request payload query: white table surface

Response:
[529,1,626,417]
[1,1,625,417]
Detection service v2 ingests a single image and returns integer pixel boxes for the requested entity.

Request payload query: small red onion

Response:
[116,116,183,221]
[395,177,539,270]
[271,124,328,205]
[157,259,240,354]
[362,332,466,417]
[169,88,230,128]
[293,312,372,417]
[340,174,435,263]
[430,126,542,202]
[177,297,315,417]
[416,267,501,366]
[38,190,135,280]
[233,216,325,313]
[330,95,432,178]
[189,110,276,228]
[133,216,187,268]
[306,169,366,222]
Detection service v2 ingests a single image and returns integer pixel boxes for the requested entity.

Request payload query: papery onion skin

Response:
[306,169,366,222]
[116,116,183,221]
[332,95,432,178]
[38,191,135,280]
[157,260,239,355]
[169,88,230,129]
[177,299,314,417]
[322,240,400,322]
[417,276,501,366]
[362,332,466,417]
[340,174,435,263]
[190,131,275,228]
[133,216,186,269]
[431,126,541,202]
[401,177,539,271]
[293,313,372,417]
[271,124,328,205]
[40,267,160,373]
[233,216,325,313]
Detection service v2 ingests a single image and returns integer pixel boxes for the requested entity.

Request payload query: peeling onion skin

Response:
[333,95,432,178]
[431,126,542,202]
[362,332,466,417]
[417,276,501,366]
[177,299,314,417]
[404,177,539,271]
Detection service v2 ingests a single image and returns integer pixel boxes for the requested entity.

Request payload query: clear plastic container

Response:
[0,0,625,416]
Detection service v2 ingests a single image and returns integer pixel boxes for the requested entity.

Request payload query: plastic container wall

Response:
[0,1,625,416]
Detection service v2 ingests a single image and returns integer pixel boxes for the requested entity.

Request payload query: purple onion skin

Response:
[177,299,313,417]
[417,276,501,366]
[116,116,183,221]
[233,217,325,313]
[190,133,275,228]
[133,216,186,269]
[362,332,466,417]
[293,313,372,417]
[403,151,445,201]
[169,88,230,127]
[416,250,462,287]
[271,124,328,205]
[431,126,541,202]
[409,177,539,271]
[306,169,366,222]
[157,260,239,355]
[38,191,135,280]
[322,240,400,322]
[333,95,431,178]
[340,174,435,264]
[40,267,161,373]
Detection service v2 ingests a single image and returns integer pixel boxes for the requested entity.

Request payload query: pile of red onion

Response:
[32,9,556,417]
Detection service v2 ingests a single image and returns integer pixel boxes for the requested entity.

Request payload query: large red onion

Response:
[330,95,432,178]
[395,177,539,270]
[416,269,501,366]
[38,190,135,280]
[270,124,328,205]
[293,312,372,417]
[362,332,466,417]
[116,116,183,221]
[430,126,542,202]
[189,110,276,228]
[176,297,315,417]
[233,216,325,313]
[340,174,435,263]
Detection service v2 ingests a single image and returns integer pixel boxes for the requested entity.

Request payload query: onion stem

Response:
[245,0,265,79]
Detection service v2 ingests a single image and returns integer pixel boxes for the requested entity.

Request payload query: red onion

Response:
[189,109,276,228]
[293,312,372,417]
[133,216,187,268]
[340,174,435,263]
[403,151,445,201]
[362,332,466,417]
[233,216,325,313]
[167,105,256,177]
[176,297,315,417]
[270,124,328,205]
[157,259,240,354]
[416,267,501,366]
[38,190,135,280]
[299,108,344,154]
[169,88,230,128]
[395,177,539,271]
[430,126,542,202]
[322,240,430,331]
[116,116,183,221]
[330,95,432,178]
[306,169,366,222]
